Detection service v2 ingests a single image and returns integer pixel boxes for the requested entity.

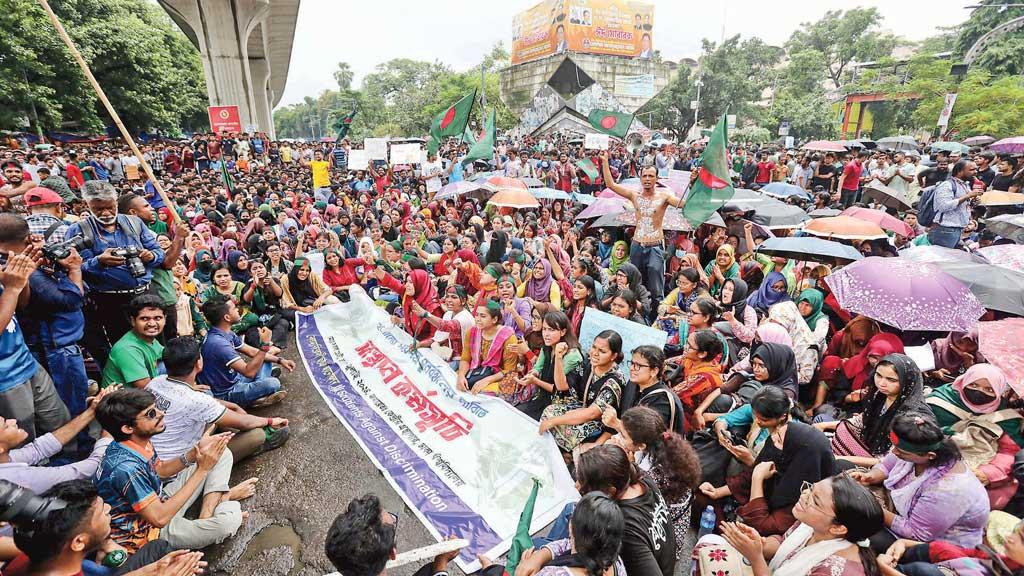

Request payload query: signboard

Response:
[785,136,795,149]
[390,143,422,165]
[511,0,654,64]
[937,93,958,127]
[348,149,368,171]
[297,288,578,573]
[365,138,388,160]
[578,308,667,379]
[727,115,737,130]
[614,74,656,98]
[208,105,241,135]
[778,121,790,136]
[584,133,610,150]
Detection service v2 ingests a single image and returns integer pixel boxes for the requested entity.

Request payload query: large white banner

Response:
[296,288,578,573]
[365,138,388,160]
[390,143,423,165]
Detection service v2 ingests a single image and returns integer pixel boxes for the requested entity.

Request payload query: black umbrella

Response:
[809,208,842,218]
[985,214,1024,244]
[862,180,912,211]
[755,236,863,264]
[933,261,1024,316]
[722,189,810,229]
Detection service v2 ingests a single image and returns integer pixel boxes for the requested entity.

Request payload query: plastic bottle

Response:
[697,504,716,539]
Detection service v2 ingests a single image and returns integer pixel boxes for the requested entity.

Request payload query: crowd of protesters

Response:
[1,127,1024,576]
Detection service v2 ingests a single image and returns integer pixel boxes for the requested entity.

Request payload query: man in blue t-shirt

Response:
[198,296,293,408]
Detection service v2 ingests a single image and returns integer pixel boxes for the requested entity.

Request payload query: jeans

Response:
[840,187,859,208]
[532,501,575,547]
[927,225,962,249]
[628,241,665,306]
[897,544,945,576]
[214,363,281,407]
[44,344,92,452]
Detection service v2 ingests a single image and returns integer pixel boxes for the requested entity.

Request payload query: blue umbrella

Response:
[530,187,572,201]
[755,236,863,264]
[572,193,597,205]
[761,182,812,200]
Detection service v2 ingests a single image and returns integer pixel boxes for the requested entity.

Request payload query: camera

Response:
[0,479,67,525]
[111,246,147,278]
[41,234,92,263]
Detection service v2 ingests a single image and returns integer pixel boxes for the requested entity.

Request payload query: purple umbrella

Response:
[575,196,629,219]
[435,180,485,201]
[824,256,985,332]
[990,137,1024,155]
[899,245,990,264]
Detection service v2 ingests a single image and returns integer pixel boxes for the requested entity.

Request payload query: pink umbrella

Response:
[990,137,1024,155]
[978,318,1024,397]
[576,196,629,219]
[979,244,1024,272]
[841,207,913,237]
[801,140,847,152]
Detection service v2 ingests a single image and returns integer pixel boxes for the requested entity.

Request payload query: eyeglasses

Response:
[627,360,651,370]
[687,308,703,316]
[136,407,160,421]
[800,481,829,514]
[386,511,399,530]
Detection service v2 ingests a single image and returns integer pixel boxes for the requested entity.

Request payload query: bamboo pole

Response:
[35,0,181,223]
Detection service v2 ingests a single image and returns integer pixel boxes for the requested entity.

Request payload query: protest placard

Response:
[348,149,368,171]
[390,143,422,164]
[584,133,610,150]
[365,138,388,160]
[578,308,667,379]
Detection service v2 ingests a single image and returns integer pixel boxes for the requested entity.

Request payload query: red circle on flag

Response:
[440,107,456,129]
[600,116,617,130]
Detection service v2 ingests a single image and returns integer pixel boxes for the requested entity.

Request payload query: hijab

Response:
[835,316,881,359]
[861,353,929,455]
[403,269,440,334]
[617,262,643,293]
[193,249,214,284]
[953,363,1009,414]
[548,236,572,277]
[721,277,749,320]
[525,259,554,302]
[608,241,630,274]
[797,288,826,332]
[766,301,817,385]
[843,333,905,392]
[740,260,764,291]
[755,323,793,348]
[226,250,251,284]
[931,329,983,373]
[746,270,792,312]
[752,342,799,397]
[716,244,736,269]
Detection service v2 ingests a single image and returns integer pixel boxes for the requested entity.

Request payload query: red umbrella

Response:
[483,176,528,194]
[841,207,913,237]
[978,318,1024,396]
[801,140,847,152]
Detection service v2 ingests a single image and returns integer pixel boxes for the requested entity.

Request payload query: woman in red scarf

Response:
[376,268,440,342]
[674,329,726,431]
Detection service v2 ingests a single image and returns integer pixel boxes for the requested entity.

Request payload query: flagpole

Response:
[34,0,180,224]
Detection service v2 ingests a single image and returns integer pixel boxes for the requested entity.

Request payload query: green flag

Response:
[220,159,234,193]
[505,479,540,576]
[683,114,735,226]
[575,157,599,181]
[427,134,439,158]
[431,91,476,139]
[462,109,495,167]
[333,108,357,140]
[587,109,633,139]
[462,125,478,146]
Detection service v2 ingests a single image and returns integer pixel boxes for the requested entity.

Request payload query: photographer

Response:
[64,181,165,365]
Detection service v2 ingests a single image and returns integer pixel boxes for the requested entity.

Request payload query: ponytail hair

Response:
[620,406,701,502]
[830,474,884,576]
[576,444,640,499]
[572,492,625,576]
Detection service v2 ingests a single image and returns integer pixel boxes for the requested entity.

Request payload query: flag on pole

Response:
[505,479,540,576]
[431,91,476,139]
[462,109,495,167]
[333,108,357,140]
[462,125,478,146]
[575,157,599,182]
[220,160,234,193]
[427,134,439,158]
[587,109,633,139]
[683,114,735,226]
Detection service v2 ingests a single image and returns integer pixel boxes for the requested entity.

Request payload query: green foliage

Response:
[635,66,695,140]
[912,72,1024,138]
[731,125,771,144]
[695,36,784,126]
[955,0,1024,76]
[0,0,207,135]
[786,7,896,88]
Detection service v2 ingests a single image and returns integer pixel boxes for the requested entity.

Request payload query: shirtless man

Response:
[599,150,686,305]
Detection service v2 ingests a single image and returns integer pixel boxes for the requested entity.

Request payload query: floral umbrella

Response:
[979,318,1024,396]
[979,244,1024,273]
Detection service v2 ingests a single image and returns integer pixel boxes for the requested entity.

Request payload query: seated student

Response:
[516,311,583,421]
[608,289,647,325]
[100,294,167,388]
[455,299,518,397]
[3,479,198,576]
[602,345,687,437]
[94,388,244,553]
[324,494,462,576]
[199,296,294,408]
[149,337,290,464]
[881,510,1024,576]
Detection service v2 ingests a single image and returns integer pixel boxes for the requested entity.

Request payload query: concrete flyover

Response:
[158,0,300,139]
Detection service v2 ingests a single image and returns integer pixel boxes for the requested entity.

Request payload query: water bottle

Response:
[697,505,716,539]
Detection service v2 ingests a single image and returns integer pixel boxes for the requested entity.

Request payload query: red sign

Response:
[208,105,241,135]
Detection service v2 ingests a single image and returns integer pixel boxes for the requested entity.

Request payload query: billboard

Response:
[208,105,241,134]
[511,0,653,65]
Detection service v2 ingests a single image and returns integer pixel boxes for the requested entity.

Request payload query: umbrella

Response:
[755,236,863,264]
[809,208,842,218]
[861,180,912,211]
[985,213,1024,244]
[802,216,888,240]
[483,175,528,194]
[434,180,485,201]
[530,187,572,201]
[979,191,1024,206]
[978,318,1024,396]
[963,135,995,147]
[931,261,1024,316]
[572,193,597,206]
[900,245,990,264]
[723,189,809,229]
[488,188,539,209]
[876,136,919,152]
[990,137,1024,155]
[841,206,914,237]
[824,257,985,332]
[575,196,629,219]
[469,171,495,182]
[522,177,544,188]
[930,141,970,154]
[592,209,724,231]
[761,182,812,200]
[979,244,1024,272]
[802,140,847,152]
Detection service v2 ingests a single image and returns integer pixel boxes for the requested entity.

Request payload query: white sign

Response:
[937,93,958,127]
[785,136,795,149]
[365,138,388,160]
[578,308,667,379]
[726,115,737,130]
[347,149,369,171]
[778,121,790,136]
[390,143,422,165]
[584,133,610,150]
[614,74,656,98]
[297,288,578,573]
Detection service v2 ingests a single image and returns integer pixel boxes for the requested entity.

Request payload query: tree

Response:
[955,0,1024,76]
[694,36,784,127]
[786,8,897,89]
[913,71,1024,138]
[764,49,837,141]
[333,62,354,91]
[635,66,695,140]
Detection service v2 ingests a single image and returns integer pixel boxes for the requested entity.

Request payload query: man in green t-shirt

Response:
[101,294,166,388]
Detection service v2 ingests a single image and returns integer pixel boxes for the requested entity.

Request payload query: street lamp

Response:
[692,78,704,138]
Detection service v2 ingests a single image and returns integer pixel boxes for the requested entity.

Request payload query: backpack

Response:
[79,214,146,249]
[916,185,938,227]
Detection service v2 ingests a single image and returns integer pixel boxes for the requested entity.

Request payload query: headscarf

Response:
[797,288,826,332]
[740,260,764,291]
[218,238,238,263]
[751,342,799,397]
[833,316,881,359]
[931,329,984,373]
[617,262,643,293]
[547,236,571,277]
[766,301,818,385]
[192,249,215,284]
[608,241,630,274]
[721,277,749,321]
[226,250,251,284]
[525,259,554,302]
[843,333,905,392]
[861,353,929,455]
[953,363,1009,414]
[755,323,792,348]
[715,244,736,269]
[279,218,299,240]
[403,269,440,335]
[746,271,792,312]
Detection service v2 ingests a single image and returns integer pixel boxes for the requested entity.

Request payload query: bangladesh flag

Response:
[576,157,599,182]
[220,159,234,193]
[505,479,540,576]
[462,125,478,146]
[462,109,495,167]
[587,109,633,139]
[427,134,439,158]
[683,114,735,226]
[333,108,357,140]
[431,90,476,139]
